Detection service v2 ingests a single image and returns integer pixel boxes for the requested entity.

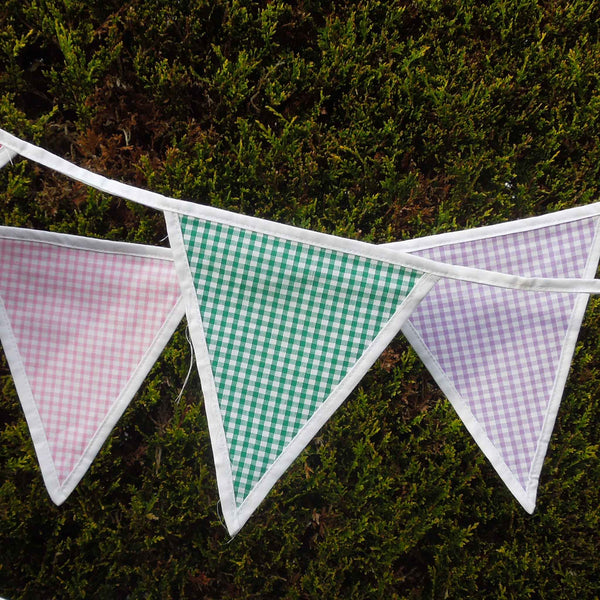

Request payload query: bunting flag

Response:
[2,128,600,535]
[0,226,185,504]
[165,211,437,534]
[386,210,600,511]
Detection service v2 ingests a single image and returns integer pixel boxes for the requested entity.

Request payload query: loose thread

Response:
[0,146,15,168]
[216,499,226,530]
[175,327,195,404]
[216,500,238,542]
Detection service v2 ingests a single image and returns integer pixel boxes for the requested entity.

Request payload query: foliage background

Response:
[1,0,600,598]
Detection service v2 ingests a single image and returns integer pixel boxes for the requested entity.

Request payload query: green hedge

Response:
[1,1,600,598]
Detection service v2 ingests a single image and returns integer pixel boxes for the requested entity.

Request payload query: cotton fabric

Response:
[0,227,184,503]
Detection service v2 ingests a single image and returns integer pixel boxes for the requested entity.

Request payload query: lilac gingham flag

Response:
[0,229,184,503]
[394,216,600,511]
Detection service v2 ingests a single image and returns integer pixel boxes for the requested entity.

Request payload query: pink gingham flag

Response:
[0,227,184,504]
[387,209,600,512]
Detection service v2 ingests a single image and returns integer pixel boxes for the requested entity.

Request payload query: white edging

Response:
[2,128,600,294]
[0,225,174,260]
[384,203,600,252]
[164,211,241,534]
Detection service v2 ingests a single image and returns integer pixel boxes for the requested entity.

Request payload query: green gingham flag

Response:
[178,215,422,511]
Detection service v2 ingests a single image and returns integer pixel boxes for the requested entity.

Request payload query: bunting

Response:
[1,128,600,535]
[0,226,184,503]
[163,203,600,533]
[386,211,600,511]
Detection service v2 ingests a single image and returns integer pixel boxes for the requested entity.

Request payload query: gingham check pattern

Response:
[408,217,598,488]
[0,238,181,484]
[180,215,422,504]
